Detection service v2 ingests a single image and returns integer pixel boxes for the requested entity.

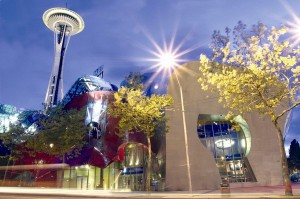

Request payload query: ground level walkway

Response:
[1,184,300,199]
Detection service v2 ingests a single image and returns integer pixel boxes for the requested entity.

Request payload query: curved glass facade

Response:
[118,142,162,191]
[62,75,117,106]
[59,142,162,191]
[197,114,256,183]
[0,104,39,134]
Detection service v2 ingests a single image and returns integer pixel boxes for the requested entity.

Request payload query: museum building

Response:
[165,61,285,191]
[0,61,286,191]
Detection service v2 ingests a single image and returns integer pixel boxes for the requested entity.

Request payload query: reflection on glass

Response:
[197,115,256,183]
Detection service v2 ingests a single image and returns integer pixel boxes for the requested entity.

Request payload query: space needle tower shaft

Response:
[43,7,84,108]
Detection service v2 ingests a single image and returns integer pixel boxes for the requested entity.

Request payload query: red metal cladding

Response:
[13,91,150,173]
[115,142,150,162]
[64,91,122,168]
[64,91,113,110]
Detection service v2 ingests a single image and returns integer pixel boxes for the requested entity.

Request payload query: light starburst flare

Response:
[282,1,300,46]
[133,27,203,85]
[143,41,192,81]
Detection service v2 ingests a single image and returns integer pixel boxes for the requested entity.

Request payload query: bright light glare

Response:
[159,52,177,69]
[134,27,203,83]
[282,1,300,45]
[287,20,300,46]
[139,29,200,75]
[146,45,185,74]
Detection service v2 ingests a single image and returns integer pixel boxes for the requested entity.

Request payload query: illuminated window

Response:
[197,114,256,183]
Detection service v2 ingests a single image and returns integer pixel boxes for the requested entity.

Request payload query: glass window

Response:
[197,114,256,183]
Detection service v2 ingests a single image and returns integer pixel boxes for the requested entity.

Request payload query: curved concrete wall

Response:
[165,61,283,191]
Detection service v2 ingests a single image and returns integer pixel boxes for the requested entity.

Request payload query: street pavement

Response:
[1,183,300,199]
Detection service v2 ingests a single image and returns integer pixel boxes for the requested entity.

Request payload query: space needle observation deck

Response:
[43,7,84,109]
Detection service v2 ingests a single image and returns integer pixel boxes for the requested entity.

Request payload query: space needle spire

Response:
[43,7,84,108]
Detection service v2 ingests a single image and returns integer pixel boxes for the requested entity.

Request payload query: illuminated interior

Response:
[61,163,122,190]
[197,114,256,183]
[60,142,162,191]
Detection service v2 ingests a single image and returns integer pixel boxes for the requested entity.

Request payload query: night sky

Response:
[0,0,299,151]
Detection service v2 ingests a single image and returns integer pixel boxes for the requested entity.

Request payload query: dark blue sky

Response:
[0,0,299,150]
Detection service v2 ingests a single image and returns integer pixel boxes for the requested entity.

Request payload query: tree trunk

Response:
[124,130,129,142]
[146,137,152,192]
[2,156,10,186]
[61,154,65,188]
[100,168,104,188]
[273,120,293,196]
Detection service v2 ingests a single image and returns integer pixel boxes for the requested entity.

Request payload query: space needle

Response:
[43,7,84,108]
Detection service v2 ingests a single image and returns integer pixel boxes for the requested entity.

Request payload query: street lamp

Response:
[158,53,192,192]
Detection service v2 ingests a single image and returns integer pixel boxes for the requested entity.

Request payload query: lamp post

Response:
[158,53,192,192]
[173,69,192,192]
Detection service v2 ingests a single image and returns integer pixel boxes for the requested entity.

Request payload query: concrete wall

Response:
[165,61,283,191]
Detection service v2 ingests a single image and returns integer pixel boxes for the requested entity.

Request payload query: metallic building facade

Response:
[0,62,288,191]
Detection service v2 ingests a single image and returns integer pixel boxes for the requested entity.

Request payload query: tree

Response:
[288,139,300,172]
[108,86,173,191]
[124,72,144,90]
[289,139,300,160]
[0,123,28,185]
[26,105,87,161]
[199,21,300,196]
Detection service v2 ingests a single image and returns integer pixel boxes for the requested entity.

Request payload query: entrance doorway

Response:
[77,176,88,190]
[119,173,144,191]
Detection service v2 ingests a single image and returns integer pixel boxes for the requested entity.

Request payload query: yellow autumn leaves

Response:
[108,87,173,137]
[199,25,300,121]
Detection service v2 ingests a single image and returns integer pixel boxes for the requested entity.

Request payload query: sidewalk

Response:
[0,186,300,199]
